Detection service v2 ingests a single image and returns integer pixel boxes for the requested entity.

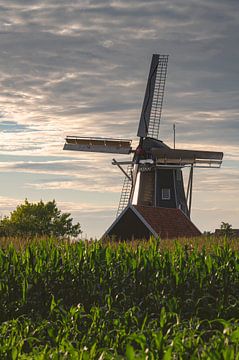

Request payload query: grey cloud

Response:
[0,0,238,236]
[160,110,239,148]
[0,120,38,133]
[193,169,239,193]
[0,158,124,192]
[14,160,94,172]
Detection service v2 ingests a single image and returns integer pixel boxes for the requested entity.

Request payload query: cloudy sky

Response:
[0,0,238,238]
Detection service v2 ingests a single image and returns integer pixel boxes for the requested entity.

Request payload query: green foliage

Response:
[0,239,239,358]
[0,199,81,238]
[220,221,233,237]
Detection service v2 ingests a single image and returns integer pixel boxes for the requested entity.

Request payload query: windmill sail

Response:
[137,54,169,139]
[151,147,223,167]
[64,136,132,154]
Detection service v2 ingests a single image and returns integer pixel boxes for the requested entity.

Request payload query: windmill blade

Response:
[137,54,169,139]
[64,136,132,154]
[152,147,223,167]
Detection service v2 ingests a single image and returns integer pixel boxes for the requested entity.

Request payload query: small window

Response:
[162,188,171,200]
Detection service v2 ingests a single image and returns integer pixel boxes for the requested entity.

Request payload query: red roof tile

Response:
[133,205,201,239]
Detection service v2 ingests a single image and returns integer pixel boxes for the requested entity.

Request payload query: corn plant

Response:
[0,237,239,358]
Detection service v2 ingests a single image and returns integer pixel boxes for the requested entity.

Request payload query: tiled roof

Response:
[133,205,201,239]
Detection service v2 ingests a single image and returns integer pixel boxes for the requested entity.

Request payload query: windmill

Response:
[63,54,223,239]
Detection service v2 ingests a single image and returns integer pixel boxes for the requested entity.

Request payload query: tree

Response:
[0,199,82,238]
[220,221,233,238]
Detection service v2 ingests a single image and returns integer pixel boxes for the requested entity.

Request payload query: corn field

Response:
[0,237,239,359]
